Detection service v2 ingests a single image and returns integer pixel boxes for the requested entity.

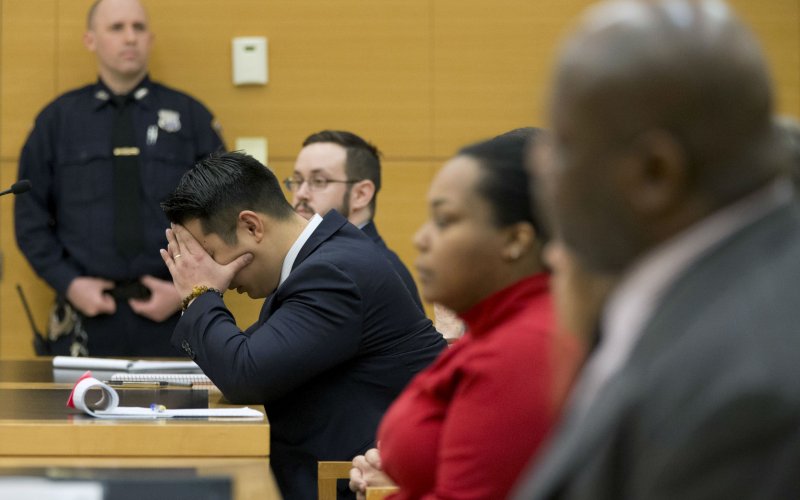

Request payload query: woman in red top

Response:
[350,129,569,499]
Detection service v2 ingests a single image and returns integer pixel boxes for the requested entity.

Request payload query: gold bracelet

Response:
[181,285,223,311]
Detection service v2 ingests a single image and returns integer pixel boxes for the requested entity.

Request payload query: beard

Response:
[294,191,351,219]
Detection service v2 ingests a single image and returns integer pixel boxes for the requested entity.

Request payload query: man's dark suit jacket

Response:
[512,200,800,500]
[361,220,424,310]
[172,211,446,500]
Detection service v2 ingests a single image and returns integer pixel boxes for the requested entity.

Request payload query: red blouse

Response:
[377,273,559,499]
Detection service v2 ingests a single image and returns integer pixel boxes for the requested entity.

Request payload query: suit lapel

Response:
[525,369,640,498]
[255,211,348,326]
[631,201,798,364]
[527,202,800,499]
[293,210,348,269]
[256,293,277,325]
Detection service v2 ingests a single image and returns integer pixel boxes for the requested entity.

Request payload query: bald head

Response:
[87,0,148,29]
[544,0,785,272]
[557,0,778,198]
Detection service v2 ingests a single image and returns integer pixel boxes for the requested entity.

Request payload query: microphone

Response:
[0,180,32,196]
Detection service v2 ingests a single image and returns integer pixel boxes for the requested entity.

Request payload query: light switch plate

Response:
[232,37,268,85]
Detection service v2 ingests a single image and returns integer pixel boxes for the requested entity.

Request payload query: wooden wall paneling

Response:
[375,158,439,318]
[54,0,96,95]
[2,0,799,356]
[431,0,593,158]
[0,0,59,159]
[373,158,438,298]
[255,0,433,161]
[143,0,270,154]
[1,0,59,358]
[728,0,800,116]
[0,158,54,359]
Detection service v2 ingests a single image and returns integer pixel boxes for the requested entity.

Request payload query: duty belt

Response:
[106,280,152,300]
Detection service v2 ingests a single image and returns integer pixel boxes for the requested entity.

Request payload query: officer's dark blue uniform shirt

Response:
[15,75,224,356]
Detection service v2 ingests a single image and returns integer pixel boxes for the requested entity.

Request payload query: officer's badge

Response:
[94,90,110,101]
[146,125,159,146]
[157,109,181,132]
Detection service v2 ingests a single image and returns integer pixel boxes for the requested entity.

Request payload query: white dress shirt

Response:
[279,213,323,287]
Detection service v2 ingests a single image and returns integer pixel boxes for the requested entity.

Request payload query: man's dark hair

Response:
[302,130,382,215]
[458,127,548,244]
[162,151,294,244]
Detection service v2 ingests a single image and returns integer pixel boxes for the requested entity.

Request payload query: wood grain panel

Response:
[375,159,439,317]
[0,159,53,358]
[431,0,593,157]
[133,0,431,161]
[728,0,800,116]
[0,0,57,159]
[373,159,438,288]
[253,0,433,159]
[1,0,799,356]
[0,386,269,457]
[0,457,280,500]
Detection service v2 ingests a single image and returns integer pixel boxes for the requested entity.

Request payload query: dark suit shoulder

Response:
[359,221,423,309]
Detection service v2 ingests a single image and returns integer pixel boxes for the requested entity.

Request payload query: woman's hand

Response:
[349,448,395,500]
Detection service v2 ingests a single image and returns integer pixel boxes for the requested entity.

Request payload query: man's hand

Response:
[128,275,182,322]
[349,448,394,500]
[66,276,116,317]
[160,224,253,298]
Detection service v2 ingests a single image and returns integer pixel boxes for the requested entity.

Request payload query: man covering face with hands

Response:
[160,152,445,500]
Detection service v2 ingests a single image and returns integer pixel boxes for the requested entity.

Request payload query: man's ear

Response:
[348,180,376,212]
[237,210,266,243]
[623,129,688,216]
[83,31,96,52]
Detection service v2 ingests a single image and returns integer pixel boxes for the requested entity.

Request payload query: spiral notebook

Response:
[110,372,215,387]
[69,375,260,419]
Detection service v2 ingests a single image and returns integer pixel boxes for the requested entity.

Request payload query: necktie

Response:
[111,94,144,260]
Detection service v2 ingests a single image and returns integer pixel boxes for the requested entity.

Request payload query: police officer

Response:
[14,0,224,356]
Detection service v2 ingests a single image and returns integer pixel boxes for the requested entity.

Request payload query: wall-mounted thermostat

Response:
[232,37,268,85]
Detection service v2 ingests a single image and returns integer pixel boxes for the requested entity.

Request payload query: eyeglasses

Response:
[283,176,361,192]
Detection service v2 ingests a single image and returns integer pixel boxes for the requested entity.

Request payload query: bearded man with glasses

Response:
[286,130,423,310]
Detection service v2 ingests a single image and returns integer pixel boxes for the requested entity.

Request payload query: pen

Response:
[106,380,193,388]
